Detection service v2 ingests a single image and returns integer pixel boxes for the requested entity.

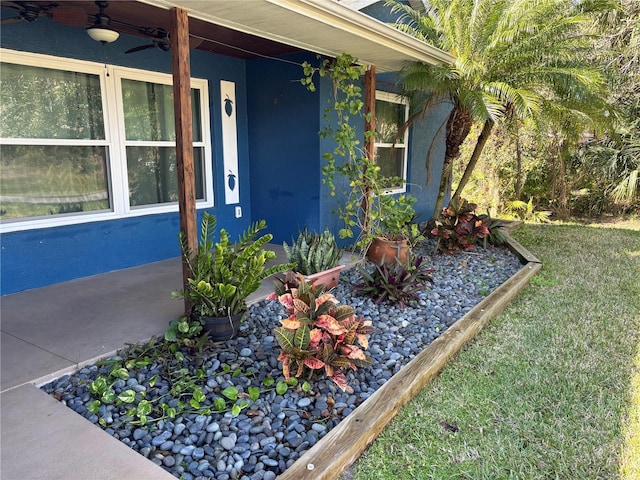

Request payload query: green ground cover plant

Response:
[344,222,640,479]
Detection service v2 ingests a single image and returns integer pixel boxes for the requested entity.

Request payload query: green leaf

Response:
[248,386,260,402]
[118,390,136,404]
[262,377,275,387]
[102,391,116,404]
[166,407,177,419]
[178,319,189,333]
[110,367,129,380]
[214,397,226,412]
[190,399,201,409]
[87,400,101,414]
[302,381,312,393]
[276,381,288,395]
[88,376,108,395]
[286,377,299,387]
[231,404,241,417]
[192,388,206,403]
[222,386,238,401]
[148,374,159,387]
[137,400,152,416]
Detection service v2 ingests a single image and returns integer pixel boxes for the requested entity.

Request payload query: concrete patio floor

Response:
[0,245,306,480]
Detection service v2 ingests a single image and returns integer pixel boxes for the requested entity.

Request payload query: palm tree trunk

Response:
[432,154,454,219]
[558,140,569,218]
[451,120,495,204]
[514,121,522,199]
[430,106,473,220]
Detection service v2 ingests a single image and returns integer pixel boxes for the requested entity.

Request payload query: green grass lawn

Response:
[344,222,640,480]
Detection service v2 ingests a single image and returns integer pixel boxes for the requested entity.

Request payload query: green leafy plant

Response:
[283,228,342,275]
[172,212,294,317]
[355,254,433,309]
[301,53,419,252]
[84,342,256,427]
[504,197,552,223]
[268,274,374,392]
[431,198,490,254]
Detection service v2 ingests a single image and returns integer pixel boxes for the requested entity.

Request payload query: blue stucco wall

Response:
[0,12,252,294]
[1,7,451,294]
[406,100,453,222]
[246,53,322,244]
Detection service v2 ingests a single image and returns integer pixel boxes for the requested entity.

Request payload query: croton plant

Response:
[431,197,490,254]
[268,275,374,392]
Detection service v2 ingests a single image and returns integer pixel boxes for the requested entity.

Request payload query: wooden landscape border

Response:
[278,234,542,480]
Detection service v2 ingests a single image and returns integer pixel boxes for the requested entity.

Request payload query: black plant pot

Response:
[192,311,245,342]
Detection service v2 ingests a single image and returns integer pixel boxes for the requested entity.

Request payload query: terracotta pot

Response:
[304,264,345,290]
[193,311,245,342]
[366,236,409,264]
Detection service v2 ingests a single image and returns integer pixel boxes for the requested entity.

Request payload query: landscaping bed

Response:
[41,240,523,480]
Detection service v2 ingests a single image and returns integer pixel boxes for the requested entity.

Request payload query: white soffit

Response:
[142,0,454,72]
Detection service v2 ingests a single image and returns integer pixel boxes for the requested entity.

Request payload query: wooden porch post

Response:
[362,65,376,237]
[170,7,197,313]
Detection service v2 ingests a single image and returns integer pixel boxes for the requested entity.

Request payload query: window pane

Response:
[127,146,204,207]
[375,100,405,143]
[375,146,405,188]
[122,80,176,141]
[0,145,110,219]
[122,80,203,142]
[0,63,104,139]
[191,90,202,142]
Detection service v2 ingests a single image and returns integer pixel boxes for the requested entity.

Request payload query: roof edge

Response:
[269,0,453,66]
[140,0,454,68]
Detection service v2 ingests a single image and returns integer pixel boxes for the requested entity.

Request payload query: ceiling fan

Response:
[1,1,55,24]
[1,1,87,26]
[125,27,170,54]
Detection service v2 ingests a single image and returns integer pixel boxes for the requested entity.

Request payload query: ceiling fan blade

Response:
[2,1,24,10]
[0,16,24,25]
[51,6,88,27]
[125,44,156,54]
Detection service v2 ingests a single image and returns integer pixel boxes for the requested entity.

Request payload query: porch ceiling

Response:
[1,1,453,70]
[142,0,454,71]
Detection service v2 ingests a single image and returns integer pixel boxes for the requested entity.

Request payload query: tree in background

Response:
[450,0,639,218]
[569,0,639,213]
[386,0,613,219]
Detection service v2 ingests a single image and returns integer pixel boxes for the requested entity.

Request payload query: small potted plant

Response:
[366,194,420,265]
[282,228,344,289]
[172,212,294,341]
[302,54,421,264]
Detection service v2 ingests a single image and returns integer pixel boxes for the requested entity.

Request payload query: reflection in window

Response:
[0,145,110,219]
[375,92,409,192]
[127,147,204,206]
[0,63,104,140]
[0,50,213,229]
[122,79,206,207]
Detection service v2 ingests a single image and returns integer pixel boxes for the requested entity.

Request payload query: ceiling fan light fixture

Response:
[86,26,119,43]
[86,1,119,44]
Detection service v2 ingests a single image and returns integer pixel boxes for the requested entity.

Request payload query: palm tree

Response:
[386,0,612,218]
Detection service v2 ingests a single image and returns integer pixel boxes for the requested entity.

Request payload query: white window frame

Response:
[375,90,409,195]
[0,49,213,233]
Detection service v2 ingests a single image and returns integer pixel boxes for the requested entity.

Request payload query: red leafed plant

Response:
[431,197,490,254]
[268,274,374,392]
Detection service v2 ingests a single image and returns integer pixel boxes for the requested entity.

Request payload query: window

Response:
[374,91,409,193]
[0,50,213,232]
